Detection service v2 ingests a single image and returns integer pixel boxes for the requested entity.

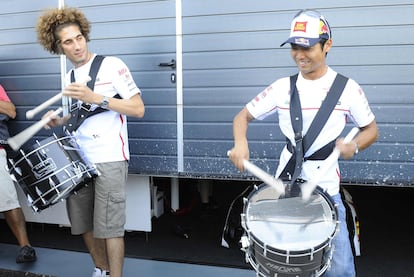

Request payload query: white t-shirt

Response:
[246,67,375,195]
[67,54,141,164]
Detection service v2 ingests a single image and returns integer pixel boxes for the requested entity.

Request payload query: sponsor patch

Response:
[293,21,307,32]
[294,37,310,46]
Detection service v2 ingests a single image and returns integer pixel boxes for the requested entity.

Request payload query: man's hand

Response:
[42,110,70,129]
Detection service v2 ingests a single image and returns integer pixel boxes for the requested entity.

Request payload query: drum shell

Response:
[241,184,338,277]
[8,135,97,211]
[246,230,332,276]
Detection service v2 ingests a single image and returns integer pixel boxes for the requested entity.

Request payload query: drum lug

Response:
[30,204,39,213]
[7,158,14,167]
[240,235,250,249]
[240,235,251,265]
[240,213,247,229]
[12,167,22,177]
[26,194,33,205]
[9,173,17,182]
[310,247,314,261]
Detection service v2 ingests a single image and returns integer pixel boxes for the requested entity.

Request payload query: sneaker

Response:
[16,245,37,263]
[92,268,103,277]
[92,267,110,277]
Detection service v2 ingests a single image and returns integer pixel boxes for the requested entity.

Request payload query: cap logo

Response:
[294,38,310,46]
[293,21,307,33]
[320,21,329,35]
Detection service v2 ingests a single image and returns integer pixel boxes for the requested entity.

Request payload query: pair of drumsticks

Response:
[7,76,91,151]
[229,127,359,201]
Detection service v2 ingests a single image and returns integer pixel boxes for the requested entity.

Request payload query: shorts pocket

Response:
[106,192,126,231]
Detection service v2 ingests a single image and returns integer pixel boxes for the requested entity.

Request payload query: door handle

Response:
[158,59,176,69]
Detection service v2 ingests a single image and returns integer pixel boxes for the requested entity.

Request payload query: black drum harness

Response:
[280,73,348,186]
[64,55,121,133]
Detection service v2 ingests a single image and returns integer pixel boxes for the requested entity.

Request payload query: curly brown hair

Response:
[36,6,91,55]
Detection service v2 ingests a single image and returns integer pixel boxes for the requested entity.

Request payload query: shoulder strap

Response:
[289,73,301,139]
[70,54,105,90]
[288,74,303,184]
[65,55,107,133]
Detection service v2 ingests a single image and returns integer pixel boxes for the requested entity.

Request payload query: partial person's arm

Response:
[228,107,254,171]
[0,100,16,119]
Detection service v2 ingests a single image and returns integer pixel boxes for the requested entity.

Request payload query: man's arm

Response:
[228,107,254,171]
[62,83,145,119]
[337,119,379,159]
[95,93,145,118]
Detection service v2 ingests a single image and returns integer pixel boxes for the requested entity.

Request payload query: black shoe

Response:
[16,245,37,263]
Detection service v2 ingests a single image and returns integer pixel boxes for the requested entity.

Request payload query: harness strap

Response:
[289,74,303,184]
[64,55,121,133]
[280,73,349,183]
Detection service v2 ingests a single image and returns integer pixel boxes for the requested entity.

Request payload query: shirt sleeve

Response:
[0,85,11,102]
[246,77,290,120]
[106,57,141,99]
[346,80,376,127]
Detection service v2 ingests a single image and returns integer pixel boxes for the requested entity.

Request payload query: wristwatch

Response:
[100,96,109,109]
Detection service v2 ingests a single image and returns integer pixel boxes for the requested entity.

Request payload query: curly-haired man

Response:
[36,6,145,277]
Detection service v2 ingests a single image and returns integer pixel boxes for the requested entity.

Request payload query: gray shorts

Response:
[0,149,20,212]
[66,161,128,238]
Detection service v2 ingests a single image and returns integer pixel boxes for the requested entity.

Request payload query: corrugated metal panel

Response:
[0,0,178,174]
[180,1,414,184]
[0,1,413,185]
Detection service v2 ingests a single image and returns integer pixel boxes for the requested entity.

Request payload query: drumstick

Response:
[227,151,285,198]
[301,127,360,201]
[26,75,91,119]
[8,107,63,151]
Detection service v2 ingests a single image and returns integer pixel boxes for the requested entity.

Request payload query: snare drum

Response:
[8,134,98,212]
[241,184,338,277]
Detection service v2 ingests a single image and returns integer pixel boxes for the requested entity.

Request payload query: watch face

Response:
[101,96,109,108]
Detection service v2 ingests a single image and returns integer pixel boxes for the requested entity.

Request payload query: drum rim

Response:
[247,250,331,277]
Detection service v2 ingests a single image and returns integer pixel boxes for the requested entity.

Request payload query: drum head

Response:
[245,184,337,251]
